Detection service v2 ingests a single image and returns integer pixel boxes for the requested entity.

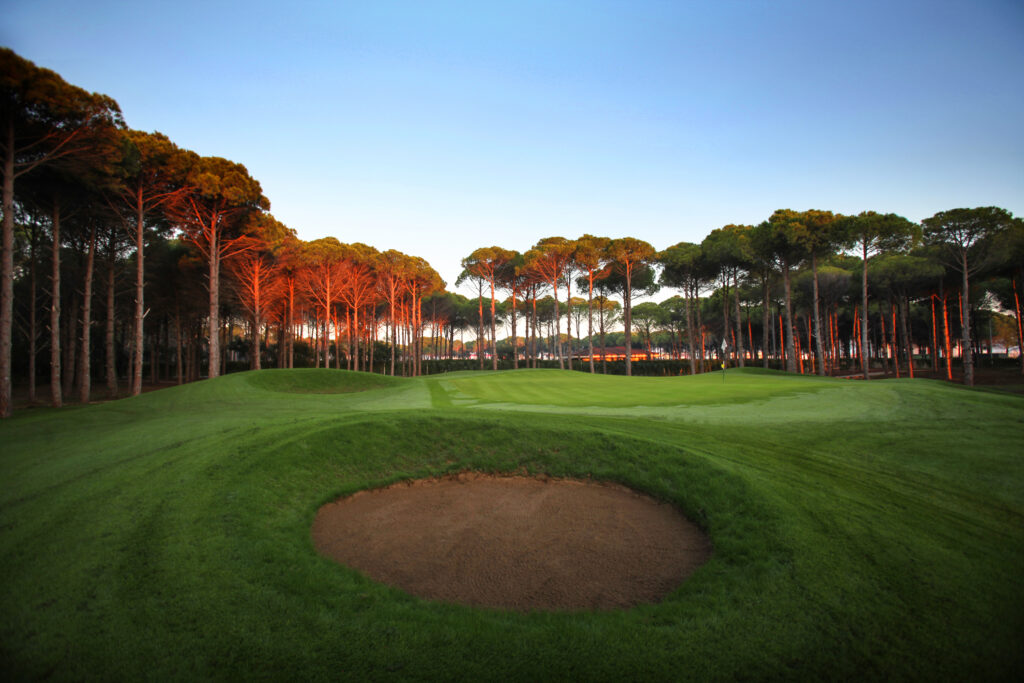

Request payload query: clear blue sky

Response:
[3,0,1023,296]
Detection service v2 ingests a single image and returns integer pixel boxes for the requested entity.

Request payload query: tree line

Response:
[1,48,450,416]
[2,48,1022,416]
[457,208,1022,383]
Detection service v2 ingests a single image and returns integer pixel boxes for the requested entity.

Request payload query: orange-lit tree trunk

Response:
[174,158,267,380]
[575,236,610,374]
[229,250,283,371]
[376,250,409,376]
[531,289,539,368]
[606,237,656,377]
[524,244,569,371]
[338,253,377,373]
[942,294,953,380]
[476,281,484,369]
[890,301,900,378]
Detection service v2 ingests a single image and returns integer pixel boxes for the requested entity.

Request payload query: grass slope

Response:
[2,369,1022,681]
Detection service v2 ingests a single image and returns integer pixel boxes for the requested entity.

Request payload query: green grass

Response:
[246,367,405,394]
[2,368,1022,680]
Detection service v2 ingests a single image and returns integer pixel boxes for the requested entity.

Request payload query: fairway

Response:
[2,368,1023,680]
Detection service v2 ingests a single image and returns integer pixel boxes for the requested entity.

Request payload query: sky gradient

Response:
[3,0,1022,296]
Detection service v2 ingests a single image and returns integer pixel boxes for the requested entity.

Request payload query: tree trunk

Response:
[222,317,230,376]
[252,312,262,370]
[761,277,770,369]
[313,315,320,368]
[335,311,343,370]
[747,315,754,366]
[415,294,423,376]
[796,317,805,374]
[686,282,697,375]
[207,228,221,379]
[0,121,16,417]
[352,306,360,372]
[344,309,351,370]
[778,310,784,368]
[811,254,825,375]
[697,297,705,371]
[175,308,183,384]
[132,188,144,396]
[553,278,563,370]
[389,297,396,376]
[531,291,538,368]
[879,301,890,376]
[782,260,796,373]
[28,233,37,403]
[890,301,899,377]
[476,281,484,370]
[860,243,870,380]
[78,223,96,404]
[1013,273,1023,375]
[565,276,573,371]
[287,282,295,369]
[733,270,745,368]
[829,307,837,373]
[50,202,63,407]
[105,232,118,398]
[623,268,633,376]
[900,295,914,379]
[720,273,730,365]
[63,287,77,399]
[490,278,498,371]
[960,252,973,386]
[511,288,519,370]
[586,276,595,373]
[941,291,953,381]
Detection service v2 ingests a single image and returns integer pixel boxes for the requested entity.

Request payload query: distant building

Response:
[579,346,665,362]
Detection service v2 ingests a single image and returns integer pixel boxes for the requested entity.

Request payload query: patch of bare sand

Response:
[312,473,711,611]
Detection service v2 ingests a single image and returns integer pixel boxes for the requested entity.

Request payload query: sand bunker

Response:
[312,473,711,611]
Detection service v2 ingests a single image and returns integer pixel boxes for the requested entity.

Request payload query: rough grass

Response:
[1,368,1022,681]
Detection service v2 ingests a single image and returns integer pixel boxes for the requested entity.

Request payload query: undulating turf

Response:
[2,368,1022,680]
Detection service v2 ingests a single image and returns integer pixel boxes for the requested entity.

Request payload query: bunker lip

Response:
[312,472,712,611]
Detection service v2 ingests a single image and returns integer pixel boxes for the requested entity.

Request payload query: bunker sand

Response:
[312,473,711,611]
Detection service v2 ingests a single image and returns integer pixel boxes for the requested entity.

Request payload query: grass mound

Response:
[2,368,1022,680]
[245,367,404,394]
